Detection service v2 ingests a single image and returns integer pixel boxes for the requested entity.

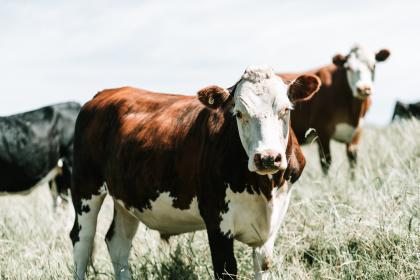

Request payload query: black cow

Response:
[0,102,81,208]
[392,101,420,121]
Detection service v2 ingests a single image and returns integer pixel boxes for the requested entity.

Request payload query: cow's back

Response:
[72,87,214,209]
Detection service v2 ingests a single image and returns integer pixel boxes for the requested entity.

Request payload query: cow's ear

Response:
[332,54,347,66]
[375,49,390,62]
[197,85,231,109]
[284,130,306,183]
[288,74,320,104]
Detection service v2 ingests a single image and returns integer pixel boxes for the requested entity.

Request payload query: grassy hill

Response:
[0,120,419,279]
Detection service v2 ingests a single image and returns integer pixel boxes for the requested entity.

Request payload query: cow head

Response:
[198,67,320,175]
[333,44,390,100]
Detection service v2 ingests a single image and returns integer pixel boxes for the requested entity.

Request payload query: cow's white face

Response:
[197,66,320,175]
[233,67,292,175]
[334,45,390,100]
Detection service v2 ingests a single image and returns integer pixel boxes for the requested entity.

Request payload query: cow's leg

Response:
[105,200,139,280]
[207,229,237,279]
[253,237,275,280]
[49,179,61,211]
[56,158,72,202]
[348,128,362,167]
[253,184,292,280]
[317,134,331,175]
[346,143,358,168]
[346,128,361,178]
[70,185,106,280]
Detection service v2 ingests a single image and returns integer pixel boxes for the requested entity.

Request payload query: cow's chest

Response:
[124,192,206,235]
[219,183,292,247]
[332,122,357,143]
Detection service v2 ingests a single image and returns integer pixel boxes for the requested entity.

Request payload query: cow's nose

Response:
[357,86,371,96]
[254,151,282,170]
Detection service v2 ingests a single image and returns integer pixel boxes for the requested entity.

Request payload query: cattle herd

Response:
[1,44,418,280]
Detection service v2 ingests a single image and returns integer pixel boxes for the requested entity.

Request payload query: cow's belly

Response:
[0,164,62,195]
[219,183,292,247]
[120,192,206,235]
[332,123,356,143]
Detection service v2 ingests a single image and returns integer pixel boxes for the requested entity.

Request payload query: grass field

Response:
[0,119,419,280]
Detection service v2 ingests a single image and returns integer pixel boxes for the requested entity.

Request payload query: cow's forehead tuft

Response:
[234,74,290,113]
[241,67,275,83]
[349,45,375,65]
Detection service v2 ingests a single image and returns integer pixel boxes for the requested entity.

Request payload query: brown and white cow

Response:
[69,67,320,280]
[279,45,390,174]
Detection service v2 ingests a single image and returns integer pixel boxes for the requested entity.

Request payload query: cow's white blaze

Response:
[219,182,292,247]
[121,192,205,235]
[345,45,377,98]
[233,67,292,174]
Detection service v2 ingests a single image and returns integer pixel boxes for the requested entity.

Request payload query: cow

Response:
[278,45,390,174]
[0,102,81,208]
[69,67,321,280]
[392,101,420,121]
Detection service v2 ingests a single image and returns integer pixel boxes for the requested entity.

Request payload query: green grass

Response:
[1,119,419,279]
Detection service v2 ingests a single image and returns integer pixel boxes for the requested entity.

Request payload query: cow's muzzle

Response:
[254,150,284,174]
[356,86,372,99]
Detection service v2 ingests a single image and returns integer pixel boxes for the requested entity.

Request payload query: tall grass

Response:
[0,120,419,279]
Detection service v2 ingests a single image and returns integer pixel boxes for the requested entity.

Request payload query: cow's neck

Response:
[350,96,369,126]
[334,68,368,126]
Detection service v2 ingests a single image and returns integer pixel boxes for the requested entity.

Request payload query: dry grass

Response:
[0,119,419,279]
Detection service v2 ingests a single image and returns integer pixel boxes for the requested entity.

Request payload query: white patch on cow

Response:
[219,182,292,247]
[73,186,107,280]
[233,67,292,174]
[333,123,356,143]
[118,192,205,235]
[345,45,376,98]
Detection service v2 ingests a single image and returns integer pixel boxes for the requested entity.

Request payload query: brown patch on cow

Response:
[262,257,272,271]
[284,129,306,184]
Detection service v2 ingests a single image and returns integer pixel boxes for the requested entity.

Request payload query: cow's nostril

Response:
[357,86,371,96]
[274,154,282,164]
[254,154,262,168]
[262,156,275,168]
[255,151,283,171]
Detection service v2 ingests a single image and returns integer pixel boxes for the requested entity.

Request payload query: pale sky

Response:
[1,0,419,125]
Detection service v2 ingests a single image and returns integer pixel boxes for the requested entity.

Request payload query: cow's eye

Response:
[236,111,243,119]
